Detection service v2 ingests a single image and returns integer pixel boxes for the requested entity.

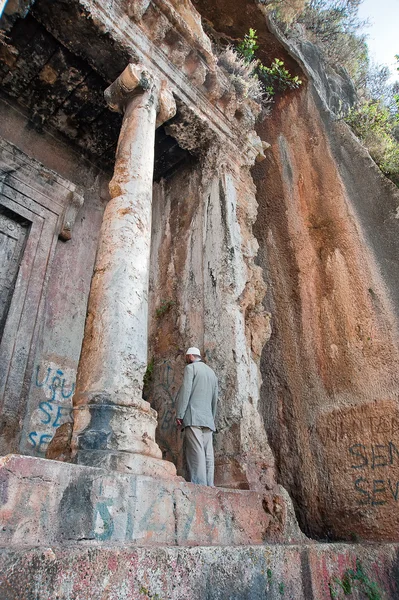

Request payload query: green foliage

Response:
[342,52,399,187]
[329,581,339,599]
[143,356,155,388]
[329,559,382,600]
[364,61,399,119]
[155,299,175,319]
[278,0,369,86]
[138,586,162,600]
[345,98,399,186]
[237,28,259,62]
[258,58,302,95]
[394,56,399,117]
[263,0,398,184]
[235,29,302,97]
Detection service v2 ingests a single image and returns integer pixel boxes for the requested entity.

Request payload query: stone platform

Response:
[1,455,398,599]
[0,543,398,599]
[0,455,289,547]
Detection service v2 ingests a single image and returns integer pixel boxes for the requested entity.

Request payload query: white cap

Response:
[186,347,201,356]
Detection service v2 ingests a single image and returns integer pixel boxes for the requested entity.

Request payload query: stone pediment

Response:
[29,0,264,155]
[1,0,267,172]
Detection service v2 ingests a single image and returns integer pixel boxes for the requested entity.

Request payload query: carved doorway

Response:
[0,138,81,453]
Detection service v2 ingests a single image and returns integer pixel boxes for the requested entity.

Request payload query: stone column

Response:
[71,64,177,478]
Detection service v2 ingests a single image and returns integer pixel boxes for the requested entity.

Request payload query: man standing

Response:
[175,347,218,486]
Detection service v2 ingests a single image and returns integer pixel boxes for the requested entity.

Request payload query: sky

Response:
[358,0,399,82]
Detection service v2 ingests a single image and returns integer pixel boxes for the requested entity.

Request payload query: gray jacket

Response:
[176,361,218,431]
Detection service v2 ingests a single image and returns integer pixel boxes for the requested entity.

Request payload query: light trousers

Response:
[184,426,214,486]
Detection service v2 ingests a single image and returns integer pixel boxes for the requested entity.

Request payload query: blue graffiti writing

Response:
[35,366,51,388]
[138,488,168,534]
[38,402,71,427]
[28,363,76,454]
[94,499,115,541]
[28,432,53,453]
[35,364,75,402]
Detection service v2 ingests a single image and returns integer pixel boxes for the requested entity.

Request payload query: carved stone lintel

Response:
[58,190,84,242]
[165,101,217,157]
[151,0,215,68]
[164,100,269,175]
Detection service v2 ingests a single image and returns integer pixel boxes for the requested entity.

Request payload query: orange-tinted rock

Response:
[316,401,399,540]
[45,422,73,461]
[253,80,399,541]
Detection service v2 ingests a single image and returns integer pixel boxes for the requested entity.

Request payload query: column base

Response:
[72,401,174,478]
[76,448,177,478]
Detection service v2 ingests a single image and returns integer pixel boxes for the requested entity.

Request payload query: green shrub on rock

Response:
[345,98,399,186]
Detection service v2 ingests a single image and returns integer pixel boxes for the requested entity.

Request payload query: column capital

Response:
[104,63,176,127]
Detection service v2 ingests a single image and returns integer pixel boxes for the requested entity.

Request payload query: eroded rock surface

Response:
[253,36,399,540]
[0,542,398,599]
[0,455,296,546]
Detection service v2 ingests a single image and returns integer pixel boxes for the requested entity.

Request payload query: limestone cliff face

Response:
[194,0,399,540]
[148,157,278,493]
[146,147,293,538]
[253,34,399,540]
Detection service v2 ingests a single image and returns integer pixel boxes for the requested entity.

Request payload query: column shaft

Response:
[71,71,176,477]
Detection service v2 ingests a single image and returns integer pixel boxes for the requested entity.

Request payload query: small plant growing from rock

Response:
[217,44,264,102]
[155,299,175,319]
[218,28,302,104]
[143,356,154,388]
[238,28,302,96]
[328,559,382,600]
[237,27,260,61]
[258,58,302,95]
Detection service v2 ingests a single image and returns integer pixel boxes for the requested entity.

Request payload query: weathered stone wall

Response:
[1,542,399,599]
[0,96,109,457]
[0,454,277,547]
[148,154,278,497]
[4,0,399,552]
[253,68,399,540]
[1,0,278,491]
[186,0,399,542]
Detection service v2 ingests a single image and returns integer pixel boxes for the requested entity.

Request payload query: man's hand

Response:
[176,418,183,428]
